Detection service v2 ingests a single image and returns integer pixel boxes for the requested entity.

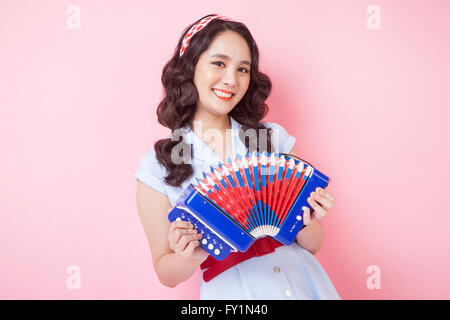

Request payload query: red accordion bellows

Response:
[194,152,311,238]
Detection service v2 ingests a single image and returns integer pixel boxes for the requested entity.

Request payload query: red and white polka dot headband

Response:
[179,15,234,57]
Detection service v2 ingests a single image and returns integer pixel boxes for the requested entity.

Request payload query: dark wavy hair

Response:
[155,14,274,187]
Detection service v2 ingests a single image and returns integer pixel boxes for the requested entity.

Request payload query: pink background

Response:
[1,0,449,299]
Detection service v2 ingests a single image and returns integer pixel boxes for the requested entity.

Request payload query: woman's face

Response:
[193,30,251,116]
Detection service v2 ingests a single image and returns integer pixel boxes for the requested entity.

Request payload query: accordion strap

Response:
[200,237,284,282]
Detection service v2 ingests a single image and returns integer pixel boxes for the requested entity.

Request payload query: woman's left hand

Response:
[302,187,336,225]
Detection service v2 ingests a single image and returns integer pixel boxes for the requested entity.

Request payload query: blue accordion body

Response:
[168,154,329,260]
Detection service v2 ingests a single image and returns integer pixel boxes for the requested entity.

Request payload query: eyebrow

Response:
[210,53,251,66]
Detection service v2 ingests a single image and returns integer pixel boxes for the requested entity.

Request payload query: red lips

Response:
[213,88,235,95]
[212,88,234,101]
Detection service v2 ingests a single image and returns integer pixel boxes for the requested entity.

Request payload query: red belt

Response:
[200,237,284,282]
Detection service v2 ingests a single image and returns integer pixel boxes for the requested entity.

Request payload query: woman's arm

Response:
[136,181,208,287]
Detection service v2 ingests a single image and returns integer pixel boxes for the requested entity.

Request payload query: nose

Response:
[222,68,237,87]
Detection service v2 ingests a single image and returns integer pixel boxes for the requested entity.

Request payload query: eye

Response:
[212,61,250,74]
[212,61,225,67]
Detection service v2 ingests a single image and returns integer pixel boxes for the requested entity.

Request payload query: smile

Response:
[212,88,234,101]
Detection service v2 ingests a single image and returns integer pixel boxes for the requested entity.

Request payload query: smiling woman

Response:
[152,14,273,187]
[194,30,251,114]
[135,13,340,300]
[209,56,250,101]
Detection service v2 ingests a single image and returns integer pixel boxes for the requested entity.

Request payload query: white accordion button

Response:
[214,249,220,255]
[176,218,181,222]
[296,215,302,221]
[208,244,214,250]
[201,239,208,245]
[285,290,292,297]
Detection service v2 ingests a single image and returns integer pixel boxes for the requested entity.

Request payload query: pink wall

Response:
[1,0,449,299]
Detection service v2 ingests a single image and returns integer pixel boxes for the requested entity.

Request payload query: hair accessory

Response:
[179,15,234,57]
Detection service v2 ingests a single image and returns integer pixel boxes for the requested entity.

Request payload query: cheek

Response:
[203,67,221,80]
[239,78,250,94]
[195,66,216,87]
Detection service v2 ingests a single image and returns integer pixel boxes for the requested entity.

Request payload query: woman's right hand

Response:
[168,211,209,261]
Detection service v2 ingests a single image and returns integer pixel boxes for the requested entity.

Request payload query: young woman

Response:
[135,14,340,299]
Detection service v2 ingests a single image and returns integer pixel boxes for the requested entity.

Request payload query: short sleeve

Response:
[134,149,168,196]
[262,122,296,154]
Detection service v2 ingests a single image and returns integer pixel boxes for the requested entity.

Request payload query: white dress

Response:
[135,116,341,300]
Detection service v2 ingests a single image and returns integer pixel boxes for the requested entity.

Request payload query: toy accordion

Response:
[168,152,330,260]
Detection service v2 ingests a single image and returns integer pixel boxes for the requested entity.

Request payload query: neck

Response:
[191,111,231,136]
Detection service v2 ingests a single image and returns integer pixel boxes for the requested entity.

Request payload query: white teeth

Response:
[213,89,232,98]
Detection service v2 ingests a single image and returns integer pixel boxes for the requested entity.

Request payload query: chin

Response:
[208,104,235,115]
[210,109,232,116]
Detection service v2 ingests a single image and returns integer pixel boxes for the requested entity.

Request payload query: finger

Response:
[181,239,200,258]
[315,209,327,220]
[168,219,195,248]
[169,220,194,236]
[311,191,333,209]
[169,227,183,251]
[307,196,327,220]
[316,187,336,202]
[176,233,201,254]
[174,234,190,254]
[172,227,197,241]
[174,220,194,229]
[302,206,311,225]
[169,227,197,251]
[175,233,202,254]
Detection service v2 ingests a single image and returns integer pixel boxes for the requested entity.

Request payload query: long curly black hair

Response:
[155,14,275,187]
